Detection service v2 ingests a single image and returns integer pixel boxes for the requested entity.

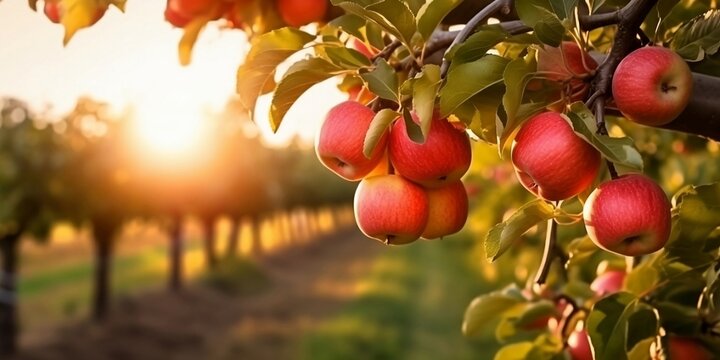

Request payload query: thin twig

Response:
[371,39,402,62]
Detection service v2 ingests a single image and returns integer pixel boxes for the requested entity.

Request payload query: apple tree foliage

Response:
[25,0,720,358]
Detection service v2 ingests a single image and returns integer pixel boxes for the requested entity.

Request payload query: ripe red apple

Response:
[536,41,598,108]
[568,330,593,360]
[315,101,387,181]
[511,112,601,201]
[44,0,62,23]
[421,181,469,239]
[389,113,472,188]
[652,336,713,360]
[583,174,671,256]
[277,0,328,27]
[354,174,429,245]
[165,1,192,28]
[590,270,626,296]
[612,47,693,126]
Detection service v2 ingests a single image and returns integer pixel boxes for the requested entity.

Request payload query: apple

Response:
[389,113,472,188]
[347,86,375,105]
[583,174,671,257]
[511,112,601,201]
[44,0,61,23]
[315,101,387,181]
[354,174,429,245]
[165,1,192,28]
[590,270,626,296]
[612,46,693,126]
[568,330,593,360]
[422,181,469,239]
[277,0,328,27]
[653,336,713,360]
[536,41,598,108]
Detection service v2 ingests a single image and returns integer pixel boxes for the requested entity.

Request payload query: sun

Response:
[133,99,206,159]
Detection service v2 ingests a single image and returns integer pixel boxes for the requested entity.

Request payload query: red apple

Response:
[568,330,593,360]
[389,113,472,188]
[653,336,713,360]
[315,101,387,181]
[421,181,469,239]
[511,112,601,201]
[277,0,328,27]
[612,47,693,126]
[165,1,192,28]
[44,0,62,23]
[536,41,598,108]
[590,270,626,296]
[354,174,429,245]
[583,174,671,256]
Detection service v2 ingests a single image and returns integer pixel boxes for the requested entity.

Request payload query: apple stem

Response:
[534,214,558,285]
[372,39,402,63]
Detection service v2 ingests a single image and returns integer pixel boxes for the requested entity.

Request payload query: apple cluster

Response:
[315,101,472,245]
[163,0,328,30]
[511,44,696,259]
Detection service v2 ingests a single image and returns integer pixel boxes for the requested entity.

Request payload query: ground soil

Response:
[11,227,381,360]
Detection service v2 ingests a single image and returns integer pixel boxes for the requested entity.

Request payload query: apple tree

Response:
[28,0,720,358]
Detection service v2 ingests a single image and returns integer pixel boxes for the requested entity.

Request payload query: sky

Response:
[0,0,344,148]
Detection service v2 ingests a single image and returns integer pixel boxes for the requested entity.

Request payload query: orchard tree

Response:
[0,99,70,355]
[28,0,720,358]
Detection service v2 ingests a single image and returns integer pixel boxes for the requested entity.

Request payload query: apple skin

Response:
[389,114,472,188]
[349,38,375,60]
[165,2,192,28]
[511,112,601,201]
[590,270,626,297]
[612,47,693,126]
[277,0,328,27]
[44,0,61,23]
[654,336,713,360]
[537,41,598,108]
[583,174,671,257]
[568,330,593,360]
[315,101,387,181]
[421,181,469,239]
[354,174,429,245]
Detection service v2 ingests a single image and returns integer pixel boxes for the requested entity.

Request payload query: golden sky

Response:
[0,0,344,148]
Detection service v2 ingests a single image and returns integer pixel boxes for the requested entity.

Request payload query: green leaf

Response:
[440,55,510,117]
[455,84,504,144]
[360,59,399,102]
[670,182,720,242]
[416,0,463,40]
[402,107,425,143]
[446,26,508,65]
[327,14,367,40]
[502,51,537,134]
[672,10,720,61]
[411,65,442,139]
[331,0,417,46]
[625,262,660,296]
[534,14,566,47]
[494,342,534,360]
[586,293,658,360]
[322,45,373,69]
[566,102,644,170]
[485,199,555,261]
[269,58,345,132]
[463,289,525,336]
[236,28,315,116]
[363,109,398,158]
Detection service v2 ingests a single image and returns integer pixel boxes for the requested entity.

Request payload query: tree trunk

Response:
[202,218,218,269]
[91,223,115,322]
[0,233,21,356]
[251,216,263,257]
[225,217,241,258]
[168,215,183,292]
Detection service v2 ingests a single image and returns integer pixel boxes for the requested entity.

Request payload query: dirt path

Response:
[13,227,382,360]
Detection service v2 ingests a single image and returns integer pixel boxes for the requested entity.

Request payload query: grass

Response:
[300,233,500,360]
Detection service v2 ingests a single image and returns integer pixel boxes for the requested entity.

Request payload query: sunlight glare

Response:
[135,99,205,158]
